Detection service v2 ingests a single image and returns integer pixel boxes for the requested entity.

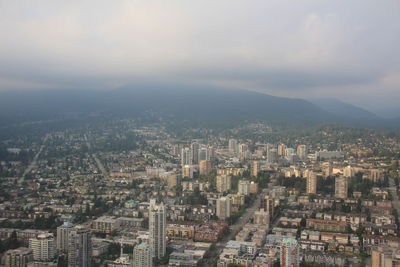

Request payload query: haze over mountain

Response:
[0,84,398,129]
[309,98,381,121]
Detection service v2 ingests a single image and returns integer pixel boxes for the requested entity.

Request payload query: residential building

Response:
[216,175,231,193]
[57,221,73,253]
[3,247,33,267]
[280,238,300,267]
[133,242,152,267]
[68,225,92,267]
[297,145,307,160]
[149,200,166,260]
[216,196,231,220]
[29,233,55,262]
[199,160,212,176]
[306,171,317,195]
[335,176,348,199]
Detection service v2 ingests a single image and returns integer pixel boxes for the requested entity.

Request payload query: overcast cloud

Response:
[0,0,399,113]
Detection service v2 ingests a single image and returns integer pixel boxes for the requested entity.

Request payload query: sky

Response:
[0,0,399,116]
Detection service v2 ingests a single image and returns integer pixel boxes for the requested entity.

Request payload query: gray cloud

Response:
[0,0,399,111]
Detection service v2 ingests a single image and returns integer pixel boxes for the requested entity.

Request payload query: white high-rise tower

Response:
[149,200,166,260]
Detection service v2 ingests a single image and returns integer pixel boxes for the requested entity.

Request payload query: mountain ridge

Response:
[0,85,398,129]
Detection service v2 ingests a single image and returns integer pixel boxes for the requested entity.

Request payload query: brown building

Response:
[199,160,212,176]
[194,222,228,242]
[166,222,196,240]
[306,219,347,232]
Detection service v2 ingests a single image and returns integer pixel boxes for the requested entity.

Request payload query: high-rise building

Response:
[57,221,73,254]
[228,139,238,155]
[343,166,355,178]
[149,200,166,260]
[267,148,277,163]
[133,242,152,267]
[280,238,300,267]
[68,226,92,267]
[262,195,274,218]
[199,160,212,176]
[322,162,333,178]
[296,145,307,160]
[29,233,55,262]
[251,161,260,177]
[216,196,231,220]
[216,175,231,193]
[238,144,248,159]
[277,144,287,156]
[181,148,192,166]
[208,146,216,159]
[306,171,317,195]
[371,245,400,267]
[335,176,348,199]
[198,147,210,161]
[191,142,199,164]
[4,248,33,267]
[238,180,250,195]
[182,165,193,178]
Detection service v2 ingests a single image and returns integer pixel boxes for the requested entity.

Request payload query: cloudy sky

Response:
[0,0,399,115]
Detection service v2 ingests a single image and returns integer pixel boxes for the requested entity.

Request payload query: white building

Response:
[56,221,73,253]
[149,200,166,260]
[29,233,55,262]
[216,196,231,220]
[133,242,152,267]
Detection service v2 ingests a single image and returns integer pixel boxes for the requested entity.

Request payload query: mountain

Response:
[0,84,398,129]
[309,98,381,121]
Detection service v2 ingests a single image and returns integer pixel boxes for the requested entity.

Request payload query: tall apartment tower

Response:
[29,233,55,262]
[228,139,238,155]
[182,165,194,178]
[191,142,199,164]
[4,248,33,267]
[343,166,355,178]
[181,147,193,166]
[199,160,212,176]
[238,180,250,196]
[57,221,74,253]
[68,226,92,267]
[149,200,166,260]
[133,242,152,267]
[251,161,260,177]
[296,145,307,160]
[198,147,210,161]
[262,195,274,218]
[280,238,300,267]
[322,162,333,178]
[335,176,348,199]
[216,196,231,220]
[238,143,248,159]
[277,144,287,156]
[306,171,317,195]
[216,175,232,193]
[267,148,277,163]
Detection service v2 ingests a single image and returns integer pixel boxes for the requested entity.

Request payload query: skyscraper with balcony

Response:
[57,221,74,254]
[149,200,166,260]
[29,233,55,262]
[280,238,299,267]
[68,226,92,267]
